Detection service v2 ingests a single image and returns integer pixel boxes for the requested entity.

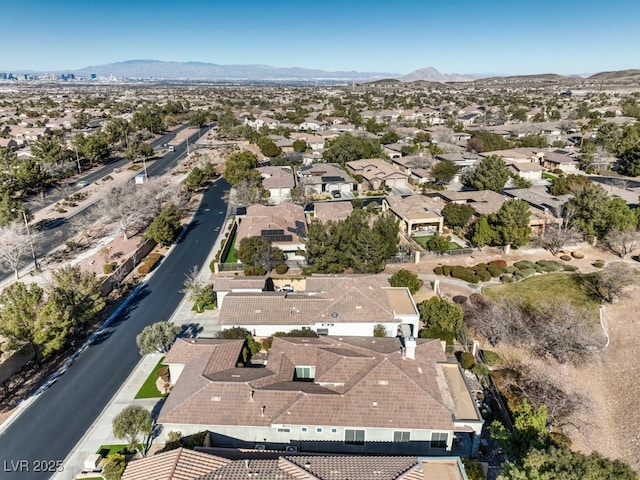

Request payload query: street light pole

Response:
[74,145,82,174]
[22,210,38,271]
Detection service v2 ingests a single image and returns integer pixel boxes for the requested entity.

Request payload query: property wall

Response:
[100,238,157,296]
[160,423,454,455]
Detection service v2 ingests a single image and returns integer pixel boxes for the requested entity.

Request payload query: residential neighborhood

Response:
[0,64,640,480]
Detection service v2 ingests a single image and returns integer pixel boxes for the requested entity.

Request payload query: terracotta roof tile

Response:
[121,448,230,480]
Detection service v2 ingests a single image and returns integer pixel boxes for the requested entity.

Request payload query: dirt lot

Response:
[387,244,640,472]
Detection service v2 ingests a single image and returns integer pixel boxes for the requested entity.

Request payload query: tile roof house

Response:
[297,163,356,196]
[122,448,472,480]
[158,335,482,457]
[382,195,444,236]
[312,201,354,224]
[213,276,272,309]
[217,275,420,338]
[346,158,409,191]
[257,166,296,204]
[236,203,307,261]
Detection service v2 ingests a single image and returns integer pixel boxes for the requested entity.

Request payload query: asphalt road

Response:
[0,178,230,479]
[0,125,211,282]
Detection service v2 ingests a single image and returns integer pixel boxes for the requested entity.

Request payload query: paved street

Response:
[0,178,231,480]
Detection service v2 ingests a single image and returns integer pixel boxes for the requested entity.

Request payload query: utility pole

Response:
[74,145,82,174]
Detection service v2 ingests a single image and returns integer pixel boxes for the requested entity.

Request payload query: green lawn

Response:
[412,235,462,251]
[96,444,130,457]
[542,172,559,180]
[224,233,238,263]
[134,356,168,399]
[483,273,599,316]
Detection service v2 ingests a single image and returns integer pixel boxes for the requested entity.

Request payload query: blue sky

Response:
[1,0,638,75]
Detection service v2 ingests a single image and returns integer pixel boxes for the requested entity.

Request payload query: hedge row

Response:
[434,258,579,284]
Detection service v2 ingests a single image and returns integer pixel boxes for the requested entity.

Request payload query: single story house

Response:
[258,166,296,204]
[382,195,444,236]
[346,158,409,191]
[158,335,483,456]
[297,163,356,196]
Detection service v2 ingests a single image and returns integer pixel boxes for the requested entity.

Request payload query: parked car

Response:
[331,190,341,198]
[276,284,294,292]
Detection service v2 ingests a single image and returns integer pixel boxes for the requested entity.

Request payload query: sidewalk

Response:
[50,354,163,480]
[50,182,233,479]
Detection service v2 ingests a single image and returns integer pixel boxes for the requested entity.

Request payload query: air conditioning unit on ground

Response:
[285,446,298,452]
[255,444,266,450]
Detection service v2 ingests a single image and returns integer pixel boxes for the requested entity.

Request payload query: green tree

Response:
[568,183,621,241]
[372,213,400,258]
[467,131,513,153]
[257,136,282,157]
[183,166,206,192]
[292,139,308,152]
[418,296,464,342]
[490,199,531,248]
[136,321,181,355]
[102,453,126,480]
[112,405,153,457]
[491,399,549,457]
[442,202,475,228]
[30,136,65,166]
[0,193,28,227]
[131,106,164,134]
[465,155,510,192]
[431,160,460,186]
[14,157,48,194]
[618,143,640,176]
[189,110,209,128]
[388,269,421,294]
[237,236,285,272]
[548,174,592,196]
[76,132,111,165]
[323,133,383,165]
[380,131,400,145]
[426,231,451,255]
[223,151,261,185]
[347,219,387,273]
[0,282,68,363]
[47,264,106,327]
[373,324,388,337]
[304,220,349,273]
[216,327,261,363]
[144,202,182,246]
[471,215,495,247]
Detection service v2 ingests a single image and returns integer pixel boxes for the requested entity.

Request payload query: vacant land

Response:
[484,273,600,314]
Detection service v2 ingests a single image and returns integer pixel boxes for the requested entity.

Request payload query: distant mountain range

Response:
[6,60,640,84]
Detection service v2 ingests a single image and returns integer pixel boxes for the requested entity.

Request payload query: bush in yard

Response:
[156,366,170,382]
[102,453,126,480]
[560,254,572,261]
[488,259,507,268]
[451,266,480,283]
[472,364,489,377]
[501,274,514,283]
[488,263,506,277]
[275,263,289,274]
[388,269,422,294]
[504,265,518,274]
[563,264,579,272]
[103,262,117,274]
[514,260,536,270]
[482,350,501,366]
[514,267,536,281]
[452,295,467,304]
[138,253,163,275]
[473,263,487,271]
[433,266,444,275]
[443,265,452,276]
[460,351,475,369]
[476,269,492,282]
[536,260,562,272]
[592,260,605,268]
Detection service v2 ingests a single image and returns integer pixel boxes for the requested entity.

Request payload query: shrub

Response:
[563,264,579,272]
[571,251,585,259]
[514,267,536,280]
[275,263,289,274]
[472,263,487,271]
[450,266,480,283]
[460,351,475,369]
[244,265,267,276]
[514,260,536,270]
[472,364,489,377]
[433,266,444,275]
[560,254,572,261]
[138,253,163,275]
[261,336,273,350]
[476,269,492,282]
[103,262,117,274]
[535,260,562,272]
[504,266,518,273]
[481,350,501,366]
[501,274,514,283]
[209,258,217,272]
[185,431,207,448]
[487,264,506,277]
[443,265,452,276]
[452,295,467,304]
[488,259,507,268]
[592,260,605,268]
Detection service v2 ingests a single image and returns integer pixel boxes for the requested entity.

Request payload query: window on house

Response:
[330,428,338,434]
[316,427,323,433]
[431,432,448,449]
[277,428,291,433]
[294,366,316,382]
[345,429,365,445]
[301,427,308,433]
[393,431,410,442]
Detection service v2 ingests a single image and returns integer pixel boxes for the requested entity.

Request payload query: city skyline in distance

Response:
[0,0,638,76]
